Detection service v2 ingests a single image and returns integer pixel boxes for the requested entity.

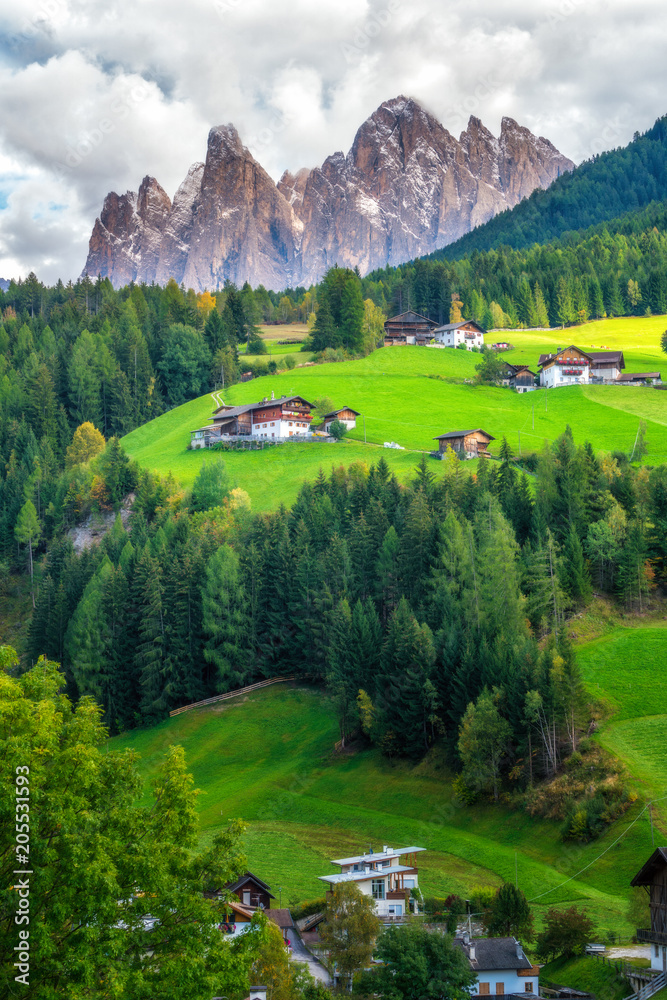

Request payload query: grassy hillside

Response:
[110,657,660,937]
[578,623,667,801]
[540,955,630,1000]
[123,317,667,509]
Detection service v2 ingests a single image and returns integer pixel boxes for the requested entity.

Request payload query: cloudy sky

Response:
[0,0,665,283]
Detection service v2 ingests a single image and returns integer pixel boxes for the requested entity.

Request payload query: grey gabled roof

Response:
[433,320,486,334]
[538,345,594,367]
[588,351,625,367]
[434,429,495,441]
[322,408,361,419]
[616,371,661,381]
[454,937,534,972]
[213,395,315,417]
[225,871,275,898]
[384,310,438,327]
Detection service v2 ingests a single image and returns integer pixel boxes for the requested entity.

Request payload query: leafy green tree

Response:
[484,883,534,941]
[14,499,41,606]
[328,418,348,440]
[156,324,211,405]
[536,907,596,961]
[361,922,476,1000]
[457,688,511,801]
[475,347,506,385]
[191,459,232,511]
[318,882,381,988]
[0,650,265,1000]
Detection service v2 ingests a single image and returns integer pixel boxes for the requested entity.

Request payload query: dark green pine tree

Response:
[560,523,592,606]
[348,598,382,693]
[26,574,55,665]
[340,275,364,352]
[375,525,401,623]
[202,545,249,692]
[310,295,338,352]
[376,598,437,759]
[617,521,651,611]
[349,512,375,602]
[133,547,168,721]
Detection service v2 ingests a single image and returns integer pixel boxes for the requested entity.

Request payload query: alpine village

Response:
[4,10,667,1000]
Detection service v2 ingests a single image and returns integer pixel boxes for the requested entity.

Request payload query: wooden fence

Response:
[169,676,296,717]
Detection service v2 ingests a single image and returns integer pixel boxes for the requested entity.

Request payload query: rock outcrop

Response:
[83,96,574,291]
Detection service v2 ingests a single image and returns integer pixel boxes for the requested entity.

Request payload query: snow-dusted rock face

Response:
[82,96,573,291]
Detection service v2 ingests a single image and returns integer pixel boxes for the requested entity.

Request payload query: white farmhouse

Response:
[455,935,540,997]
[318,845,424,920]
[538,345,592,388]
[432,319,485,350]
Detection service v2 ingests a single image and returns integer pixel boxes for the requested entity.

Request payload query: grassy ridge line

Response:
[110,684,654,931]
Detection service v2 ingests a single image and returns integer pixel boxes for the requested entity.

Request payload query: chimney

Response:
[383,845,388,853]
[248,988,267,1000]
[516,942,524,960]
[469,945,476,961]
[271,390,274,400]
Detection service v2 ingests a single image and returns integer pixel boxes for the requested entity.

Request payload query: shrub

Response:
[328,419,348,440]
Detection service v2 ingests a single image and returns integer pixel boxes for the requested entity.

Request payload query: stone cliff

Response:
[83,96,573,291]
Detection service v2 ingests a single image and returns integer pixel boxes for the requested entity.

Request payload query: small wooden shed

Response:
[322,407,360,431]
[434,429,495,458]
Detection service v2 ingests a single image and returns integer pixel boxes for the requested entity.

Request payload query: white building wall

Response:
[651,943,667,971]
[540,364,591,388]
[251,418,312,438]
[476,969,537,995]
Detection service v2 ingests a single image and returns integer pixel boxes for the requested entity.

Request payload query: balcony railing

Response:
[637,928,667,945]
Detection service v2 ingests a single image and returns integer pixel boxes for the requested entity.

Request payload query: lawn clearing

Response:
[578,624,667,807]
[109,683,654,934]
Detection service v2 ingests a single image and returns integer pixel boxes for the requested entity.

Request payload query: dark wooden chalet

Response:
[502,363,537,393]
[226,871,275,909]
[631,847,667,967]
[434,429,495,458]
[383,310,438,346]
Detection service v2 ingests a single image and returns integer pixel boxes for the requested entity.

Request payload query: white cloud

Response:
[1,0,666,282]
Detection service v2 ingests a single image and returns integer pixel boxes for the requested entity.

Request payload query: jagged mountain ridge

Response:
[83,96,574,291]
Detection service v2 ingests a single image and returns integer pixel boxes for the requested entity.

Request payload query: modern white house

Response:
[538,346,592,387]
[318,845,425,920]
[454,935,540,997]
[432,319,485,350]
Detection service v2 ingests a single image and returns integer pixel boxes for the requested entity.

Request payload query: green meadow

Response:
[109,661,660,935]
[578,624,667,801]
[123,316,667,510]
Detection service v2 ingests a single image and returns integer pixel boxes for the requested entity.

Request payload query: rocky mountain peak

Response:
[83,95,574,290]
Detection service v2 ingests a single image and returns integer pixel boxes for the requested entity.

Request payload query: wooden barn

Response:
[434,429,495,458]
[383,310,438,346]
[322,407,360,431]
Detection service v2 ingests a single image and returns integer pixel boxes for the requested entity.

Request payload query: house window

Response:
[479,985,489,995]
[404,878,415,888]
[525,984,534,993]
[495,985,504,995]
[656,946,660,958]
[371,879,385,900]
[270,422,275,427]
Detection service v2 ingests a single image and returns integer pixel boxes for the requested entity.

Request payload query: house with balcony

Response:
[455,934,539,997]
[383,311,438,346]
[190,394,316,447]
[631,847,667,974]
[318,845,425,920]
[501,363,537,393]
[433,319,485,350]
[538,346,592,388]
